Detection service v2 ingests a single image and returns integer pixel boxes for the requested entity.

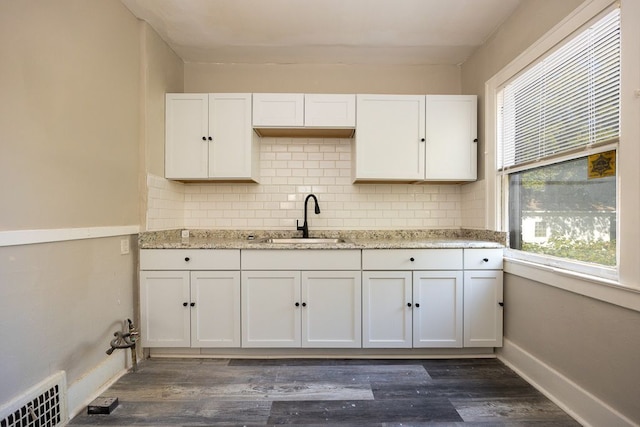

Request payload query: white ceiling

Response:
[121,0,522,65]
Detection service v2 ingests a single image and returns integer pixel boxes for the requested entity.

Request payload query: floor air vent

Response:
[0,371,67,427]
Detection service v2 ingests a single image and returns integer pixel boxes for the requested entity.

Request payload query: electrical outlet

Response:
[120,238,130,255]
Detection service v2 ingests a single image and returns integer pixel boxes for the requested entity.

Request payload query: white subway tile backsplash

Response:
[145,138,482,231]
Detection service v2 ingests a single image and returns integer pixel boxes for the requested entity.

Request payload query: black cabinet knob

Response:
[483,258,489,262]
[499,302,504,307]
[407,302,412,307]
[295,302,300,307]
[185,257,190,262]
[190,302,195,307]
[415,303,420,308]
[302,302,307,307]
[208,136,212,141]
[421,138,425,142]
[410,257,415,262]
[202,136,206,141]
[183,302,188,307]
[473,138,478,143]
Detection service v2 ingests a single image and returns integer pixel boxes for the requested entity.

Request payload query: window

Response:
[498,8,620,269]
[534,221,548,239]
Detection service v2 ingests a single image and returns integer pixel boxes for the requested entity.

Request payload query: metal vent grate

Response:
[0,372,67,427]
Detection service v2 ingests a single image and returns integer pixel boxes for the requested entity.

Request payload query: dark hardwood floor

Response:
[70,358,581,426]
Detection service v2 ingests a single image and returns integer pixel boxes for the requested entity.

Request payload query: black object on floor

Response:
[86,397,118,415]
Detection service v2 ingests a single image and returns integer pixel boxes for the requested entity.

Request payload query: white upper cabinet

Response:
[354,94,477,182]
[425,95,477,181]
[355,94,426,181]
[252,93,305,127]
[304,94,356,127]
[165,93,258,182]
[253,94,356,137]
[165,93,209,179]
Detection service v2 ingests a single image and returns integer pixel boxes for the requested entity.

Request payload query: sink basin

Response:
[255,238,352,244]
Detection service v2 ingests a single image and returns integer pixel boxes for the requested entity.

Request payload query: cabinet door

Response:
[413,271,463,348]
[304,94,356,127]
[301,271,362,348]
[362,271,412,348]
[165,93,209,179]
[241,271,301,347]
[252,93,304,127]
[140,271,191,347]
[464,270,503,347]
[190,271,240,348]
[209,94,256,180]
[355,95,425,181]
[425,95,477,181]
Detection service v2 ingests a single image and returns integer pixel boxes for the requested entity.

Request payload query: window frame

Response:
[485,0,640,295]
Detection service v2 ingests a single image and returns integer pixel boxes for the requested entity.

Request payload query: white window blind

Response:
[498,8,620,171]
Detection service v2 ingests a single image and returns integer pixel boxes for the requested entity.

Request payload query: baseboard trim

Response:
[498,338,637,427]
[67,352,130,420]
[0,225,139,247]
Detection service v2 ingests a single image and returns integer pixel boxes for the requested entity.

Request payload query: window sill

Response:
[503,254,640,312]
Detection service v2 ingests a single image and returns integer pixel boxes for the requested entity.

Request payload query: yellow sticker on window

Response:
[588,150,616,179]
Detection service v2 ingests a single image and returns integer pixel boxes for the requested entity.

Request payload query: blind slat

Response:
[498,8,620,170]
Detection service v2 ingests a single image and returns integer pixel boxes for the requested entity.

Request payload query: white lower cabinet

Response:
[413,270,464,347]
[241,270,362,348]
[463,270,503,347]
[140,270,191,347]
[241,270,301,347]
[302,271,362,347]
[139,249,241,348]
[241,249,362,348]
[362,248,503,349]
[362,271,412,347]
[362,249,464,348]
[139,247,502,351]
[362,269,463,348]
[463,249,504,347]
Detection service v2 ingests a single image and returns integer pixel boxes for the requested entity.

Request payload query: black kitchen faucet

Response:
[296,194,321,238]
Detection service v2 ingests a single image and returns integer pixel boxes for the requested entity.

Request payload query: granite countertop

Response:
[139,229,506,250]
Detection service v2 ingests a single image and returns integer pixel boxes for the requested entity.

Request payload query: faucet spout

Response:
[296,194,321,238]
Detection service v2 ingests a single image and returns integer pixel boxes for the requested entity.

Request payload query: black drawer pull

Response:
[183,302,188,307]
[482,258,489,262]
[185,257,190,262]
[407,303,412,307]
[410,257,415,262]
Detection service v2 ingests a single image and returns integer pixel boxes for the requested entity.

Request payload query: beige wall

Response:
[0,0,153,415]
[461,0,583,180]
[185,63,460,95]
[0,0,141,231]
[504,274,640,421]
[139,23,184,230]
[462,0,640,423]
[0,237,137,406]
[141,23,184,180]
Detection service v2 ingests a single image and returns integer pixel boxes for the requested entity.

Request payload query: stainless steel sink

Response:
[254,237,352,244]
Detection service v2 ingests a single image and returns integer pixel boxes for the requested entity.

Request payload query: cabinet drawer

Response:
[241,249,361,270]
[362,249,462,270]
[463,249,503,270]
[140,249,240,270]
